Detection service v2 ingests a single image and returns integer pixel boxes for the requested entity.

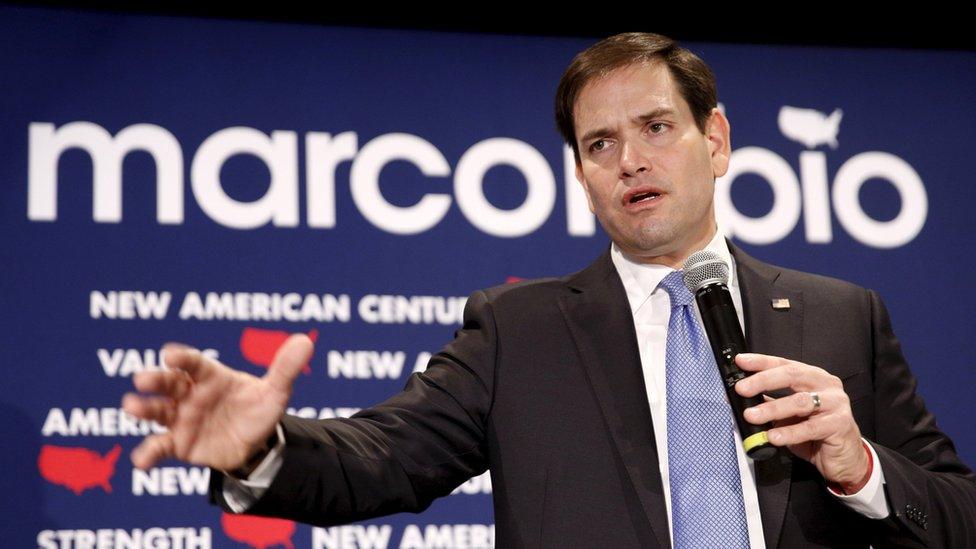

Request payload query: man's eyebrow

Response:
[634,108,676,124]
[578,107,677,145]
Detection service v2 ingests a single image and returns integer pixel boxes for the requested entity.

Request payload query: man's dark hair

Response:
[555,32,718,165]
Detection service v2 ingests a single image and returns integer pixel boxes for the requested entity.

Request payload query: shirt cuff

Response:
[220,423,286,513]
[826,438,889,519]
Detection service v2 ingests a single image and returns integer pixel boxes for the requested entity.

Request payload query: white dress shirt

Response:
[223,232,890,547]
[610,231,889,548]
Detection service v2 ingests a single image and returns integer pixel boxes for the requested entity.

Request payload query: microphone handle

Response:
[694,282,777,461]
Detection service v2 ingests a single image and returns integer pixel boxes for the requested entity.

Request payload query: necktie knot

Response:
[659,270,694,308]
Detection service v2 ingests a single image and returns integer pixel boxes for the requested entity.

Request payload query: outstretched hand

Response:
[121,334,314,472]
[735,352,871,493]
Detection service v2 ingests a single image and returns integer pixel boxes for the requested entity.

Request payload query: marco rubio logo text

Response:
[716,106,927,249]
[26,109,927,248]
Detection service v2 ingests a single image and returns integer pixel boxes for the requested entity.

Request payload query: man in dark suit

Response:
[123,33,976,547]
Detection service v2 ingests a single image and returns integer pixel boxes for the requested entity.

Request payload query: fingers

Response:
[743,387,855,448]
[122,392,177,425]
[765,414,841,447]
[130,433,176,470]
[735,354,840,397]
[264,333,315,393]
[735,353,791,372]
[162,343,217,382]
[744,390,823,425]
[133,370,192,399]
[746,394,831,446]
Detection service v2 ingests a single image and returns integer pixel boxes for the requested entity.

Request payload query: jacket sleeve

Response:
[208,289,497,526]
[864,289,976,547]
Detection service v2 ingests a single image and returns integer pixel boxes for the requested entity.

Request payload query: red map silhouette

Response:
[240,328,317,375]
[38,444,121,495]
[505,276,525,284]
[221,513,295,549]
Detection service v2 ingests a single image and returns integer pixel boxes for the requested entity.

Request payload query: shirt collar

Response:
[610,230,738,316]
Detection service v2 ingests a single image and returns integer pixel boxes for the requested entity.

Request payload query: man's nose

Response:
[619,139,651,177]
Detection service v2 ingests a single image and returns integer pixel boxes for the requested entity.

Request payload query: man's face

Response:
[573,61,731,266]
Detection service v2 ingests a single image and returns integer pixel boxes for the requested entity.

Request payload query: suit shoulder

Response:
[453,276,570,331]
[761,261,875,309]
[475,275,570,306]
[782,265,866,290]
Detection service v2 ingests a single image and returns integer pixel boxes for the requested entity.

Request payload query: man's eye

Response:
[649,122,667,133]
[590,139,607,152]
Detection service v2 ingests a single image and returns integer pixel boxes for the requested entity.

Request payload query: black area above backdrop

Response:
[5,1,975,52]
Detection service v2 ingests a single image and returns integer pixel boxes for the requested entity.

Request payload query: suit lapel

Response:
[558,248,671,549]
[557,244,805,549]
[731,242,804,549]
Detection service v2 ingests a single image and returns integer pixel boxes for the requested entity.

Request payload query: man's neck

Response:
[617,228,719,270]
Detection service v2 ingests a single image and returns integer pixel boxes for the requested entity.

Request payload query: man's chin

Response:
[615,239,684,264]
[613,230,716,266]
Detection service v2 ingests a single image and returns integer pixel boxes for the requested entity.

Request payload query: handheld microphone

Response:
[681,250,776,461]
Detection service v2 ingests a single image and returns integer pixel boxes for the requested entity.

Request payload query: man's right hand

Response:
[121,333,314,472]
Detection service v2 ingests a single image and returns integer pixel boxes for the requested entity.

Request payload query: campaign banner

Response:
[2,6,974,548]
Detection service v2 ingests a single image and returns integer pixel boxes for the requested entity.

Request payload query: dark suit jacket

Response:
[210,243,976,547]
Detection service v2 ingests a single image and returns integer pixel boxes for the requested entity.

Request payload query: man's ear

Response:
[705,108,732,178]
[575,162,596,213]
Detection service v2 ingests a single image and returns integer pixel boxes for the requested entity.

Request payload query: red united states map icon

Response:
[222,513,296,549]
[240,328,317,374]
[38,444,121,495]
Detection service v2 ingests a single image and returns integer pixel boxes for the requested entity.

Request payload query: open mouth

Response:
[628,191,661,204]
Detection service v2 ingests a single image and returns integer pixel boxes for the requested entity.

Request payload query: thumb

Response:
[264,333,315,393]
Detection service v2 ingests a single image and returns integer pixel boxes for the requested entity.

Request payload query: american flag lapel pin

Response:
[771,298,791,310]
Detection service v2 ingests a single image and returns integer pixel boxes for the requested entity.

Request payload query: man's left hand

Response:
[734,352,871,493]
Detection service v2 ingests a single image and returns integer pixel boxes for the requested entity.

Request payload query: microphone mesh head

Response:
[682,250,729,293]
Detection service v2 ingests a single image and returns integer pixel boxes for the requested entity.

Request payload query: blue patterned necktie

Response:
[660,270,750,548]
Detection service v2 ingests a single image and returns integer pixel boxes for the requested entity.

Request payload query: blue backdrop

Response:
[2,6,974,548]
